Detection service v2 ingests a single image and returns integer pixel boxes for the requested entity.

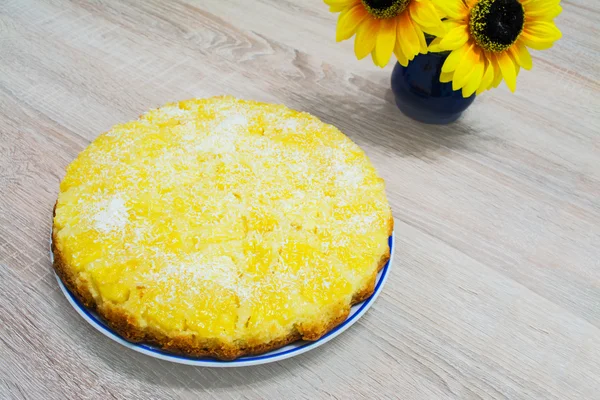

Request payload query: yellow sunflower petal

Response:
[521,0,560,7]
[462,59,484,97]
[408,0,432,26]
[394,40,409,67]
[520,34,557,50]
[514,58,521,77]
[324,0,356,7]
[416,24,428,54]
[431,0,468,20]
[373,18,397,67]
[398,12,419,60]
[428,37,444,53]
[491,56,504,88]
[523,20,562,42]
[521,0,560,11]
[526,5,563,21]
[336,4,368,42]
[476,57,495,95]
[439,25,470,51]
[354,18,380,60]
[326,0,358,12]
[329,4,348,12]
[410,0,445,37]
[520,20,562,50]
[452,44,477,90]
[511,42,533,70]
[441,20,462,34]
[442,43,468,73]
[431,2,447,20]
[496,51,517,92]
[440,71,454,83]
[525,0,562,26]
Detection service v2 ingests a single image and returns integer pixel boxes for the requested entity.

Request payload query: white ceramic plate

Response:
[53,233,393,367]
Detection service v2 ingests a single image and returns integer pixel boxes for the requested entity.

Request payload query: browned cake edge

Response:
[52,206,393,360]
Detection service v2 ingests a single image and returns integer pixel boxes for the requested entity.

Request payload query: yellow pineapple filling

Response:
[54,97,391,343]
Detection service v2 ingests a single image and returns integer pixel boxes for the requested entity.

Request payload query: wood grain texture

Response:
[1,0,599,398]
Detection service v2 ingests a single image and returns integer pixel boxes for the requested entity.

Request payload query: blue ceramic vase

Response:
[391,50,475,124]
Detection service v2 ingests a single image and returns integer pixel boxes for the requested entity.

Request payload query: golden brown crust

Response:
[52,229,96,310]
[351,249,390,304]
[52,210,392,360]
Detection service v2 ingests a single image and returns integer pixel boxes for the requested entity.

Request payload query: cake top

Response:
[53,96,391,341]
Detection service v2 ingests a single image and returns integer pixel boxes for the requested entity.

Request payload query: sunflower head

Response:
[430,0,562,97]
[470,0,525,52]
[361,0,410,18]
[325,0,446,67]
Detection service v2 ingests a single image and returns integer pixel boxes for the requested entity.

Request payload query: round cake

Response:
[52,96,393,360]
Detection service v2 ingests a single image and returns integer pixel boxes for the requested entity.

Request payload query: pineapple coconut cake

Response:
[52,96,393,360]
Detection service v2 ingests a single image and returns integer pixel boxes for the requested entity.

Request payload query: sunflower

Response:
[325,0,446,67]
[429,0,562,97]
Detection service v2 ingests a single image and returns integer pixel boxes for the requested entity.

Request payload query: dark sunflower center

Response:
[361,0,410,19]
[469,0,525,52]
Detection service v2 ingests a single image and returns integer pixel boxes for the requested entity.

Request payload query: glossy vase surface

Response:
[391,51,475,124]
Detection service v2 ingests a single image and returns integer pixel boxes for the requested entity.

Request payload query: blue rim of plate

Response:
[54,233,393,367]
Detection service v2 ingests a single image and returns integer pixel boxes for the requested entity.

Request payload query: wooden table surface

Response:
[1,0,599,398]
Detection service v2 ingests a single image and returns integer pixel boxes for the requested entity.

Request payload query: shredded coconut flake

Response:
[281,119,298,132]
[334,163,364,187]
[194,113,249,154]
[215,113,248,132]
[348,213,377,234]
[160,105,187,118]
[93,195,129,233]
